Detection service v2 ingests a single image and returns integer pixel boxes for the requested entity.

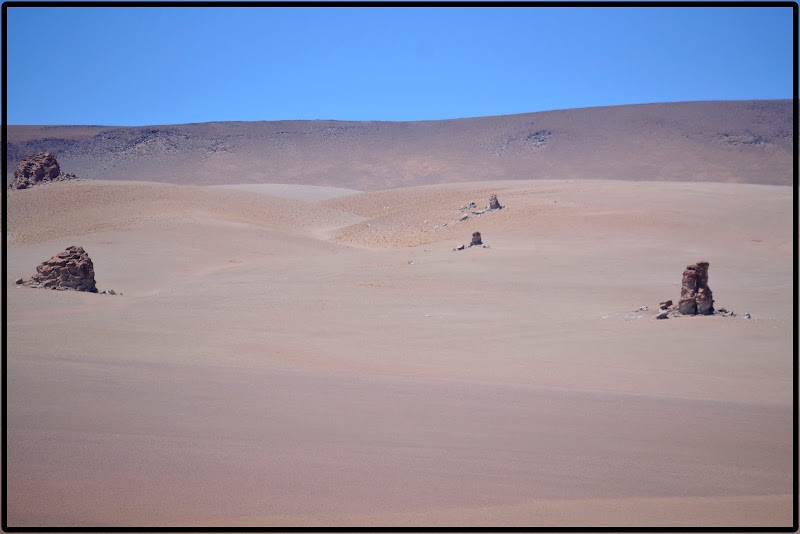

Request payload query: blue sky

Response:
[3,5,794,125]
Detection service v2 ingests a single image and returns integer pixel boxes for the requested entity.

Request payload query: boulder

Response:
[677,261,714,315]
[470,232,483,246]
[488,194,503,210]
[9,152,76,190]
[678,291,697,315]
[659,299,673,310]
[21,246,98,292]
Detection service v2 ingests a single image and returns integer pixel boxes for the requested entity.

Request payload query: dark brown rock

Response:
[488,194,503,210]
[677,261,714,315]
[22,246,98,292]
[470,232,483,246]
[659,299,673,310]
[9,152,76,190]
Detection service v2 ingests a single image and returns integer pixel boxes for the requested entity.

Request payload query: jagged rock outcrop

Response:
[470,232,483,247]
[488,194,503,210]
[21,246,98,292]
[677,261,714,315]
[9,152,76,190]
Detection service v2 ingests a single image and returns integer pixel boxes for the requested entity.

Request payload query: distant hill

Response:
[5,100,793,189]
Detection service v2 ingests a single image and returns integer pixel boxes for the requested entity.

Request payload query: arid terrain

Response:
[4,101,794,527]
[6,100,793,189]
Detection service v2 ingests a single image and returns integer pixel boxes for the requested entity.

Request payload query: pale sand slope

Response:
[207,183,362,202]
[5,180,793,527]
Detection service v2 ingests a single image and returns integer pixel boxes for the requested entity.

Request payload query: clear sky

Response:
[3,5,795,125]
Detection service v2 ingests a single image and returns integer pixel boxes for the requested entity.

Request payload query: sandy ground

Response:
[5,179,794,527]
[207,183,362,201]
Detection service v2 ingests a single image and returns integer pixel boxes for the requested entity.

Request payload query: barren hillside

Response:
[6,100,793,189]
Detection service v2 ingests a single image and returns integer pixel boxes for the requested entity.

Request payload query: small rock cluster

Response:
[654,261,745,320]
[453,231,491,251]
[9,152,77,190]
[454,194,504,223]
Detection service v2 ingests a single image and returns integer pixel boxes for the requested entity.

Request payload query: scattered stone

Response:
[656,310,670,320]
[459,202,477,211]
[488,194,503,210]
[659,299,673,310]
[15,278,23,285]
[459,214,470,222]
[20,246,98,292]
[677,261,714,315]
[453,244,466,251]
[743,313,751,319]
[469,232,483,247]
[9,152,77,190]
[107,289,116,295]
[637,305,648,311]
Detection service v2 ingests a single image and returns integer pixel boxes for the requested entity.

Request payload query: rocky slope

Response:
[6,100,793,189]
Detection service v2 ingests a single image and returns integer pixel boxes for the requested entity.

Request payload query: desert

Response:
[4,101,794,527]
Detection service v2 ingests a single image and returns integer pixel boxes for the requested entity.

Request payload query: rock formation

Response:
[677,261,714,315]
[9,152,76,190]
[21,246,98,292]
[470,232,483,247]
[488,194,503,210]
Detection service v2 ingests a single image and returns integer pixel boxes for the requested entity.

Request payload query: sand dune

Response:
[207,183,362,202]
[5,177,793,527]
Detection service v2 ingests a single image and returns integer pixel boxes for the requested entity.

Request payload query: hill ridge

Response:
[6,99,793,189]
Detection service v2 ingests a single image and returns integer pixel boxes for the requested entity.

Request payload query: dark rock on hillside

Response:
[9,152,77,190]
